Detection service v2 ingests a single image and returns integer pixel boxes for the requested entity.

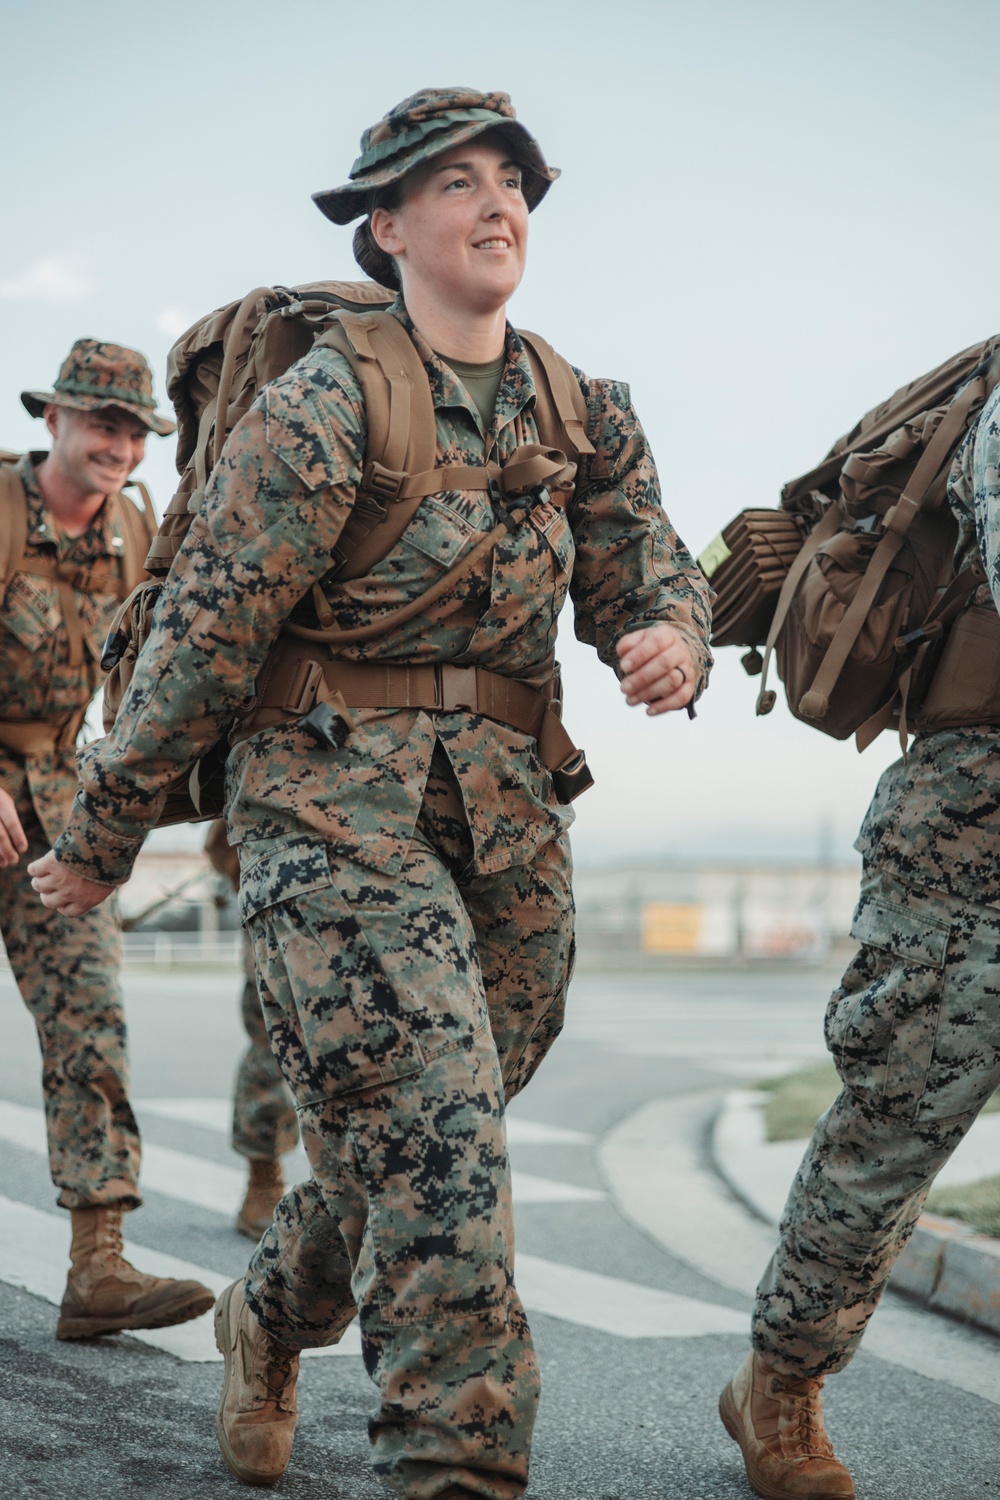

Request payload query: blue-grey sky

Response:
[3,0,998,864]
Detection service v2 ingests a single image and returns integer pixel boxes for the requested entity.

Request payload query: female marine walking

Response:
[31,87,712,1500]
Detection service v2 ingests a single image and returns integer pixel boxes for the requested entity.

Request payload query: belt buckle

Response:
[437,666,479,713]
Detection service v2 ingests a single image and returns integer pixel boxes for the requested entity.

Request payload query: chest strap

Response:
[232,641,592,799]
[0,704,89,758]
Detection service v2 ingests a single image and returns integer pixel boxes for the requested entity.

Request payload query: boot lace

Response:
[775,1377,835,1459]
[257,1336,297,1410]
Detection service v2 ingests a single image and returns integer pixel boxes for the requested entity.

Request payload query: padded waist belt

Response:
[0,706,88,757]
[235,640,580,776]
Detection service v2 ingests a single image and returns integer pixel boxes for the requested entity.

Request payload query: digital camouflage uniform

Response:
[232,926,299,1161]
[56,304,709,1500]
[203,822,298,1162]
[0,452,141,1210]
[752,382,1000,1379]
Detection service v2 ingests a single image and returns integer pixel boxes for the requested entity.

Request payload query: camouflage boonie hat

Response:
[21,339,175,436]
[313,87,559,224]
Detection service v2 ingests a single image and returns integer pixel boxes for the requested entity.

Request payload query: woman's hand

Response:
[0,789,28,868]
[616,624,697,715]
[28,850,114,917]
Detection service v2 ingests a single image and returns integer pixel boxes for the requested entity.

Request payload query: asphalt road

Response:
[1,959,998,1500]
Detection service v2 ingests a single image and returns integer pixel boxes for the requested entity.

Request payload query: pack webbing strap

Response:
[0,461,28,592]
[287,463,573,650]
[288,519,508,647]
[362,448,572,505]
[518,330,595,459]
[237,645,578,773]
[0,704,88,757]
[318,313,438,582]
[755,502,842,716]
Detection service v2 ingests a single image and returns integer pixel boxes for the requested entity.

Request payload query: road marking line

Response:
[134,1097,596,1151]
[0,1105,744,1349]
[0,1190,743,1355]
[0,1193,360,1363]
[600,1091,1000,1406]
[0,1101,602,1209]
[516,1253,746,1338]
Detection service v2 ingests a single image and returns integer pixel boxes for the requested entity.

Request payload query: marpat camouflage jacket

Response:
[55,302,713,884]
[1,453,128,844]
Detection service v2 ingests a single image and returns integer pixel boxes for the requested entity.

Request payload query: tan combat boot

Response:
[719,1351,855,1499]
[57,1205,215,1340]
[214,1278,299,1486]
[236,1159,285,1240]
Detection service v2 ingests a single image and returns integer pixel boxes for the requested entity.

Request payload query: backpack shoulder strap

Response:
[308,313,593,586]
[0,459,29,592]
[112,486,157,596]
[516,330,595,460]
[315,310,440,582]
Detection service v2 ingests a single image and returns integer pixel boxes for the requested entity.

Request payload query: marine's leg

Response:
[232,824,538,1497]
[1,811,213,1338]
[458,831,575,1103]
[0,813,140,1209]
[232,926,299,1238]
[722,875,1000,1498]
[420,746,575,1100]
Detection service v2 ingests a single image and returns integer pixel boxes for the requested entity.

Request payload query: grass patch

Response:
[758,1063,1000,1145]
[926,1177,1000,1239]
[757,1064,840,1142]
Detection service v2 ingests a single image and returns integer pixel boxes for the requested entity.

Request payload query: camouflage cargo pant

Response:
[0,808,140,1210]
[240,754,574,1499]
[754,866,1000,1378]
[231,927,298,1161]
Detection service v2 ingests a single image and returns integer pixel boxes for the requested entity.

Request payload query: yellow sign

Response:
[642,903,703,954]
[696,531,731,580]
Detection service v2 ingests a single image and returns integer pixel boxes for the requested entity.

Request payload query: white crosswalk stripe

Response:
[136,1097,595,1147]
[0,1100,603,1210]
[0,1096,745,1358]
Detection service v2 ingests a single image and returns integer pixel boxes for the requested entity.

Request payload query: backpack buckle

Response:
[551,750,594,804]
[100,628,128,672]
[435,666,480,713]
[365,462,407,501]
[298,701,352,751]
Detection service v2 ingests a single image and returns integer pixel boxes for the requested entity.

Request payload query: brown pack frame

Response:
[0,451,156,759]
[101,280,595,824]
[701,334,1000,752]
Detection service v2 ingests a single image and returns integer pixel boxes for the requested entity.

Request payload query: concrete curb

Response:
[712,1090,1000,1339]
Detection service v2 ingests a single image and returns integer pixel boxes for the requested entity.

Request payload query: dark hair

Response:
[353,181,406,291]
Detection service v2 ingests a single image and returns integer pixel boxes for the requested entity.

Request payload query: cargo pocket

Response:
[825,896,950,1121]
[239,836,424,1103]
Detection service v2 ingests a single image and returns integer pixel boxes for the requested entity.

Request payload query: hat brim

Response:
[20,389,176,437]
[313,118,559,225]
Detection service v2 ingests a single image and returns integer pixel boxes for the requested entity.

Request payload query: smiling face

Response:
[370,138,529,320]
[44,404,148,499]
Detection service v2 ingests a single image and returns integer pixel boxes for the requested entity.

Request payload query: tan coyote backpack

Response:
[101,280,594,824]
[700,335,1000,750]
